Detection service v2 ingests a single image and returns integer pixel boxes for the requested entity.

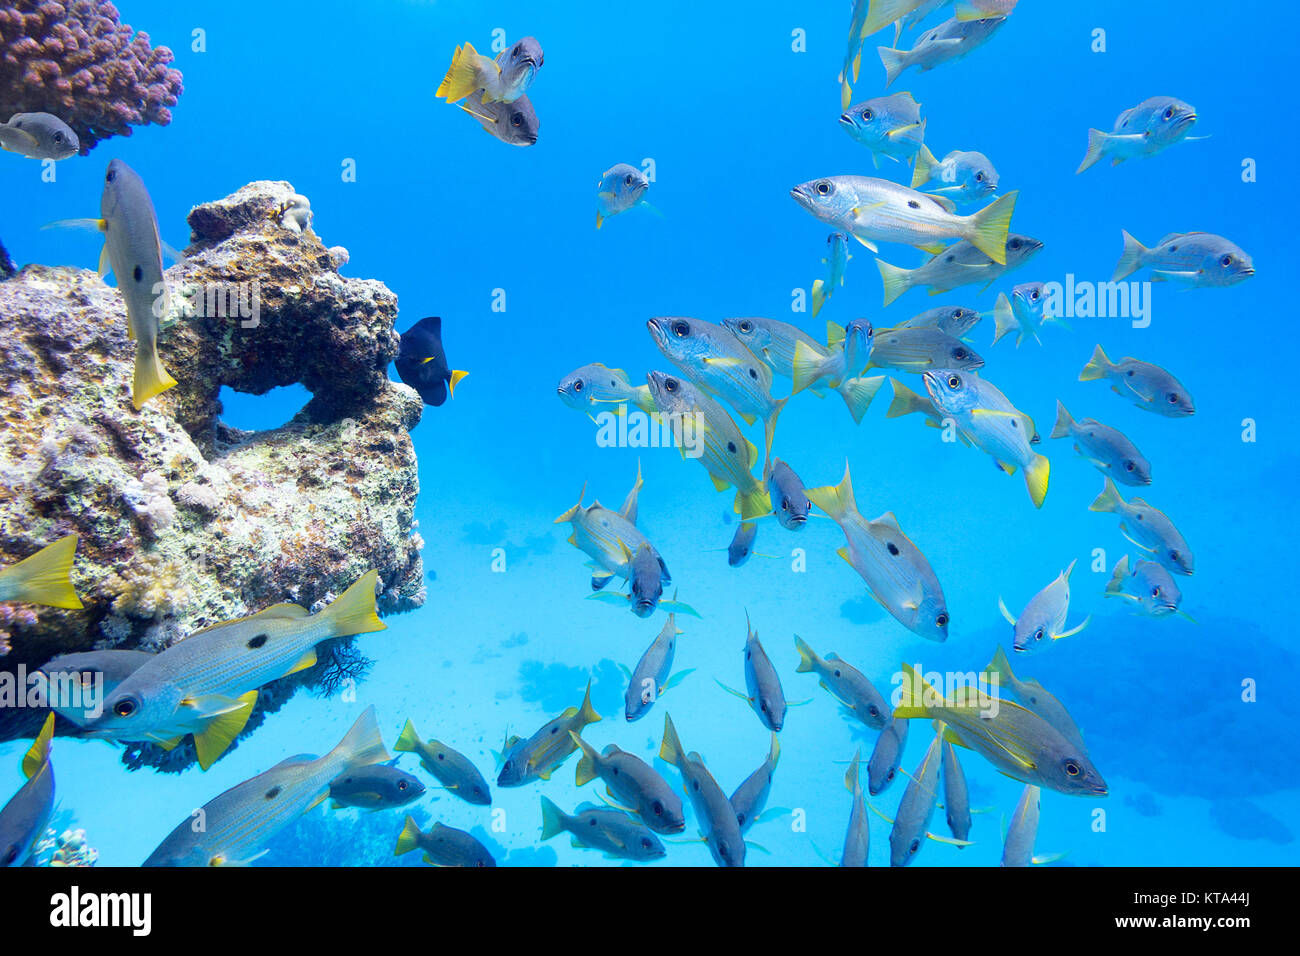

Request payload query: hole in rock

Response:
[217,383,311,432]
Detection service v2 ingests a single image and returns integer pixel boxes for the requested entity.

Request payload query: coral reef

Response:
[0,179,426,763]
[0,237,14,279]
[0,1,183,152]
[34,826,99,866]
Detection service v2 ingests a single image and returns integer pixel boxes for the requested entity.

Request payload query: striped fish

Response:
[645,372,772,520]
[722,316,829,384]
[143,706,389,866]
[87,570,386,769]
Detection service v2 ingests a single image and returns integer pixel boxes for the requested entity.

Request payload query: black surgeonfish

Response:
[395,316,468,406]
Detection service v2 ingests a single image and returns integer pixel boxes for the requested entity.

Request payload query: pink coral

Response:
[0,1,183,152]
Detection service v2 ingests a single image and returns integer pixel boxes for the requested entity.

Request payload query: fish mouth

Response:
[837,113,855,128]
[789,185,813,210]
[646,318,670,349]
[790,513,808,526]
[632,601,655,618]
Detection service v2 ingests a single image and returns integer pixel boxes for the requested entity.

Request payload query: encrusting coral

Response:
[0,1,183,152]
[0,180,426,766]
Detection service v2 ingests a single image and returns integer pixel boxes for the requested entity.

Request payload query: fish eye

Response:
[832,669,841,678]
[640,838,653,849]
[910,839,920,853]
[1123,460,1135,472]
[397,780,409,791]
[511,113,523,127]
[1,845,17,866]
[1009,238,1021,249]
[1167,392,1179,403]
[1151,586,1161,598]
[861,108,873,121]
[1065,761,1081,776]
[739,320,753,332]
[1034,628,1044,641]
[106,169,116,183]
[651,800,664,816]
[974,171,983,182]
[1030,289,1040,301]
[1169,550,1180,561]
[665,378,678,393]
[671,320,691,337]
[816,180,831,195]
[54,132,64,142]
[1163,106,1175,119]
[936,613,948,627]
[947,375,961,389]
[1220,254,1233,266]
[113,696,138,718]
[625,174,634,186]
[953,348,968,360]
[573,379,584,391]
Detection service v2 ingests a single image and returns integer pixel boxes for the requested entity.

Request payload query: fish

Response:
[983,646,1089,755]
[328,764,426,810]
[877,15,1008,87]
[1112,231,1254,287]
[0,112,79,160]
[992,282,1061,347]
[868,713,909,795]
[395,817,496,867]
[1079,345,1194,418]
[659,714,746,867]
[891,305,983,338]
[804,465,950,640]
[998,560,1091,654]
[646,316,786,452]
[794,636,891,728]
[812,232,852,316]
[571,732,686,833]
[895,663,1107,796]
[911,147,999,203]
[597,163,652,228]
[496,680,601,787]
[767,458,812,530]
[623,612,692,722]
[1077,97,1201,174]
[1001,784,1041,866]
[555,464,673,612]
[1105,554,1189,620]
[0,714,55,867]
[539,797,665,861]
[644,371,773,520]
[82,160,175,409]
[0,534,82,609]
[841,749,870,866]
[839,1,932,107]
[394,316,468,407]
[923,368,1050,508]
[790,320,886,423]
[461,92,539,146]
[866,326,984,372]
[436,37,542,105]
[731,733,780,834]
[876,233,1043,305]
[727,521,759,567]
[1050,401,1152,486]
[38,649,153,726]
[722,316,829,383]
[393,720,492,806]
[884,729,946,866]
[955,0,1019,18]
[790,175,1018,264]
[885,376,974,446]
[717,614,788,732]
[556,363,657,419]
[940,739,972,844]
[86,570,386,769]
[838,93,927,169]
[145,706,389,866]
[1089,478,1194,575]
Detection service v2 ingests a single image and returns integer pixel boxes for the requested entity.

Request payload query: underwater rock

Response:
[0,237,14,280]
[0,1,183,153]
[0,179,426,761]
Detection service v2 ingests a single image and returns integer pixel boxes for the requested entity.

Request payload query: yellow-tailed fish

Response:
[791,319,886,424]
[1089,477,1193,575]
[144,706,389,865]
[875,233,1043,306]
[983,646,1089,755]
[496,680,601,787]
[730,733,780,835]
[539,796,665,861]
[0,714,56,867]
[659,713,745,867]
[86,570,385,769]
[998,560,1091,654]
[394,719,492,805]
[396,817,497,867]
[557,362,657,420]
[0,534,82,609]
[571,731,685,834]
[803,465,949,640]
[794,636,890,728]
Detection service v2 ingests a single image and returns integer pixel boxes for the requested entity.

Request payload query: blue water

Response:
[3,0,1297,866]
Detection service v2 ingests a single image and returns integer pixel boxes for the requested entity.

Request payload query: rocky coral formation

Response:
[0,179,426,766]
[0,0,183,152]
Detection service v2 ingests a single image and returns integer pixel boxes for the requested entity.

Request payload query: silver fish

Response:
[557,363,656,418]
[730,733,780,834]
[1001,784,1041,866]
[1105,554,1188,619]
[462,92,539,146]
[992,282,1061,348]
[728,521,759,567]
[659,714,745,867]
[496,681,601,787]
[1078,97,1200,174]
[767,458,811,530]
[396,817,497,867]
[795,636,890,728]
[839,92,926,168]
[868,713,910,795]
[539,797,665,861]
[1050,401,1151,486]
[892,305,983,338]
[597,163,652,228]
[717,615,787,732]
[887,729,944,866]
[878,16,1008,88]
[911,147,999,203]
[999,560,1091,655]
[1079,344,1194,418]
[1090,478,1194,575]
[877,233,1043,305]
[571,732,686,834]
[623,612,689,721]
[0,714,55,867]
[1112,230,1253,288]
[393,720,492,805]
[867,326,984,372]
[0,112,79,159]
[940,739,971,844]
[722,316,829,382]
[841,749,870,866]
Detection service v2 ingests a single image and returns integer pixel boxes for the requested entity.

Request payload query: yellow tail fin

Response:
[132,345,177,410]
[331,704,391,772]
[322,569,386,637]
[1105,555,1130,594]
[394,815,423,855]
[876,257,913,306]
[793,635,818,673]
[1112,230,1147,282]
[966,191,1017,265]
[1089,476,1123,514]
[22,713,56,778]
[394,718,421,753]
[448,369,469,399]
[1079,344,1112,382]
[436,43,482,103]
[658,712,684,767]
[886,377,930,419]
[811,278,828,317]
[911,144,937,189]
[792,340,830,395]
[539,795,567,841]
[576,679,601,729]
[1049,400,1073,440]
[570,731,598,786]
[839,375,885,425]
[803,461,856,521]
[0,533,82,608]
